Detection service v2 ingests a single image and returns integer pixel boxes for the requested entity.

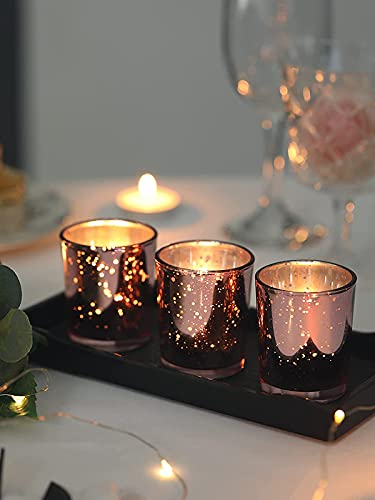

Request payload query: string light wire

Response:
[6,370,375,500]
[0,370,188,499]
[0,367,50,400]
[39,412,188,499]
[313,404,375,500]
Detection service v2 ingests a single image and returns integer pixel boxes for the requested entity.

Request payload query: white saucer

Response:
[0,186,69,252]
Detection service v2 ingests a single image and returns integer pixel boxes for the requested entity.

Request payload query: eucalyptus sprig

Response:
[0,264,36,417]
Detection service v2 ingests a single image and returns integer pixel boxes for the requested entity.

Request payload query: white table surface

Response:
[3,175,375,499]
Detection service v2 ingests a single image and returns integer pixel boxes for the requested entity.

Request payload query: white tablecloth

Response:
[3,175,375,499]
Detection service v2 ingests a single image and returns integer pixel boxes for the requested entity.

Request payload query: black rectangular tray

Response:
[27,293,375,441]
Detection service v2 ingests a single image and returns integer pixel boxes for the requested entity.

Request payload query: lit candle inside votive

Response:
[116,173,181,214]
[256,260,357,402]
[60,219,157,352]
[156,240,255,379]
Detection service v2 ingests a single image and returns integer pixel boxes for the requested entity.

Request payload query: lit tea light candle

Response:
[60,219,157,352]
[256,260,357,402]
[116,173,181,214]
[156,240,255,379]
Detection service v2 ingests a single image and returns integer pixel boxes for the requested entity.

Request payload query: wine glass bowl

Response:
[222,0,331,248]
[280,36,375,272]
[225,2,286,115]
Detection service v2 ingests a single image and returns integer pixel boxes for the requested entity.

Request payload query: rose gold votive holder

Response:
[256,260,357,402]
[156,240,255,379]
[60,219,157,352]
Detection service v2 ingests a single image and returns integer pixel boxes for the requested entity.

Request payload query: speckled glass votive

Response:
[256,260,357,402]
[60,219,157,352]
[156,240,255,379]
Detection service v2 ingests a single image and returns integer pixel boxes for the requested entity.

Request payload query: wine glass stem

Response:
[331,197,355,257]
[261,113,286,205]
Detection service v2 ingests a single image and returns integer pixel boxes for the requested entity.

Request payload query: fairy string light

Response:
[0,370,188,499]
[9,370,375,500]
[4,367,375,500]
[0,367,50,398]
[0,367,50,414]
[312,405,375,500]
[37,412,188,499]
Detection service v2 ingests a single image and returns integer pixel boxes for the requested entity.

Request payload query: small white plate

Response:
[0,187,69,253]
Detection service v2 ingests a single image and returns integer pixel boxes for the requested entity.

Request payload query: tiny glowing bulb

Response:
[237,79,251,96]
[138,173,157,198]
[159,458,174,479]
[12,395,26,405]
[334,409,346,425]
[12,395,27,409]
[312,485,326,500]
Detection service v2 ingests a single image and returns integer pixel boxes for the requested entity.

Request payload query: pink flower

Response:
[300,90,375,164]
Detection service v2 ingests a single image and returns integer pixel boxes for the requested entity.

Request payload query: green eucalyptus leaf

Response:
[0,309,32,363]
[0,265,22,319]
[10,371,37,417]
[0,372,37,418]
[0,356,28,385]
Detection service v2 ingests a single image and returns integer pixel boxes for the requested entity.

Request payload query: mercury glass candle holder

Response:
[60,219,157,352]
[155,240,255,379]
[256,260,357,401]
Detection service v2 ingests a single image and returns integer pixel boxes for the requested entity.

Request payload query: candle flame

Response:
[116,174,180,213]
[138,173,157,198]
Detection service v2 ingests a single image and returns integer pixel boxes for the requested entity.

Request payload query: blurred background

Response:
[2,0,375,180]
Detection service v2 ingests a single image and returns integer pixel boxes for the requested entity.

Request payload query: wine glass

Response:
[283,37,375,265]
[222,0,332,248]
